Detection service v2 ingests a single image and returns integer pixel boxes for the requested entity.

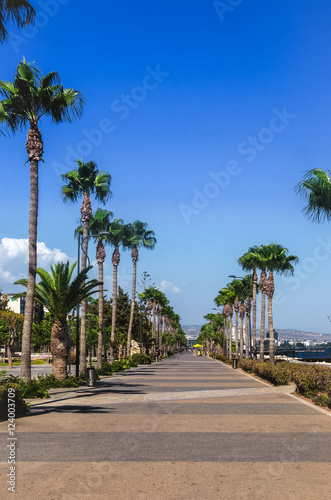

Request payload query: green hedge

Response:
[238,359,293,386]
[231,359,331,407]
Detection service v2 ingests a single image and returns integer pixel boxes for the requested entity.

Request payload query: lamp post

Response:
[228,274,252,359]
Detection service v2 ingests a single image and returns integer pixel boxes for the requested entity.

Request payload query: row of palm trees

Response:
[201,243,298,365]
[142,286,184,354]
[61,159,157,371]
[0,59,159,379]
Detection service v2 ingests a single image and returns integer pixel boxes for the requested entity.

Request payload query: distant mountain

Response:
[182,325,202,339]
[269,329,331,343]
[183,325,331,343]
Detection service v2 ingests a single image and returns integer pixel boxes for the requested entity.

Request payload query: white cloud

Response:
[159,280,182,294]
[0,238,69,290]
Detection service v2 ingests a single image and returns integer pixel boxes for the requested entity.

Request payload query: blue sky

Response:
[1,0,331,333]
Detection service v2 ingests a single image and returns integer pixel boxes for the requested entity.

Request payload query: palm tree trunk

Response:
[235,307,239,358]
[51,320,69,382]
[110,246,120,361]
[223,322,226,356]
[152,303,156,352]
[20,158,39,381]
[127,248,138,357]
[97,262,104,368]
[239,317,244,358]
[266,271,275,365]
[245,313,249,358]
[228,316,233,359]
[240,301,245,358]
[260,291,266,362]
[259,270,267,362]
[79,218,89,373]
[8,336,13,370]
[96,239,106,369]
[252,269,257,359]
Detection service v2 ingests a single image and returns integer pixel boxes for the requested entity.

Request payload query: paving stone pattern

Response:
[1,353,330,500]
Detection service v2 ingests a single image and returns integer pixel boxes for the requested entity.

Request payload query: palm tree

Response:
[0,60,84,381]
[262,243,298,365]
[239,246,270,361]
[241,275,253,358]
[143,286,169,352]
[62,160,111,373]
[227,279,245,358]
[215,288,235,359]
[0,0,35,43]
[15,261,99,381]
[125,221,156,356]
[106,219,128,361]
[238,247,261,359]
[295,169,331,222]
[76,208,113,368]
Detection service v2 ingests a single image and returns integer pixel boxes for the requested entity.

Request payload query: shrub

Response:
[36,374,81,389]
[238,360,293,386]
[292,365,331,399]
[0,383,29,420]
[131,353,152,365]
[97,362,113,376]
[215,354,232,365]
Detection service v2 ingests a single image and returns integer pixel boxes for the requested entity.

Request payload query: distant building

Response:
[4,293,44,319]
[4,294,26,315]
[265,331,278,341]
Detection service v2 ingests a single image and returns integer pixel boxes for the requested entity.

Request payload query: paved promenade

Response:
[1,352,330,499]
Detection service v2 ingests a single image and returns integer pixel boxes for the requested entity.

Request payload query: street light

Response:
[228,274,252,359]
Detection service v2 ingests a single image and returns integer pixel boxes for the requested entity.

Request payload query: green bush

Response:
[36,374,82,389]
[292,365,331,400]
[131,353,152,365]
[236,359,331,404]
[215,354,232,365]
[97,362,113,376]
[238,360,293,386]
[0,382,29,420]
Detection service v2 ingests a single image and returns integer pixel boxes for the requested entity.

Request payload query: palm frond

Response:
[0,0,36,42]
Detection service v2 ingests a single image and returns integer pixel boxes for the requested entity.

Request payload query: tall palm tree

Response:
[143,286,169,352]
[295,169,331,222]
[215,288,235,359]
[239,299,245,358]
[239,246,270,361]
[107,219,128,361]
[0,60,84,381]
[0,0,35,43]
[90,209,113,368]
[262,243,298,365]
[15,261,99,381]
[76,208,113,368]
[241,275,253,358]
[125,221,156,356]
[227,279,245,358]
[62,160,111,373]
[238,247,261,359]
